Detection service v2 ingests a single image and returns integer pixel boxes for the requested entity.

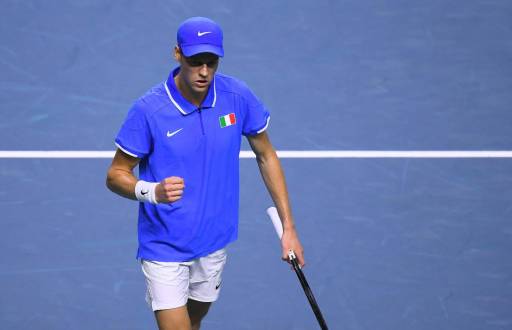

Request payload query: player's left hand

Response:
[281,227,305,268]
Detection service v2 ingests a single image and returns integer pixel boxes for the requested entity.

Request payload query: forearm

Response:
[256,150,295,231]
[106,167,138,200]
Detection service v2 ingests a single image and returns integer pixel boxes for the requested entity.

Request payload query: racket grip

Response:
[267,206,299,266]
[266,206,284,239]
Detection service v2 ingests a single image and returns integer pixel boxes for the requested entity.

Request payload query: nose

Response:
[199,64,208,77]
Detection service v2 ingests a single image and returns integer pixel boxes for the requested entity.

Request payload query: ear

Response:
[174,45,181,62]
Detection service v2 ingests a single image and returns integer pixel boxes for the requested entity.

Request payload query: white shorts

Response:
[141,248,227,311]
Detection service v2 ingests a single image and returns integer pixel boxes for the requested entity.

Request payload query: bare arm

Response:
[106,149,140,200]
[247,132,305,267]
[106,149,185,203]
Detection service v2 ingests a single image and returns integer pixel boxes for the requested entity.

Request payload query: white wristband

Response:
[135,180,158,204]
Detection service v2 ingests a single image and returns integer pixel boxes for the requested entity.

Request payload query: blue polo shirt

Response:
[115,67,270,262]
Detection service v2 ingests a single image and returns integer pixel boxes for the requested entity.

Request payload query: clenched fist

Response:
[155,177,185,203]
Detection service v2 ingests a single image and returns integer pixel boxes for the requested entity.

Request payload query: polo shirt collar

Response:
[164,66,217,115]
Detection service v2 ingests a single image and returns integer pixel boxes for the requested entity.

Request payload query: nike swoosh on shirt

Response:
[197,31,212,37]
[167,128,183,138]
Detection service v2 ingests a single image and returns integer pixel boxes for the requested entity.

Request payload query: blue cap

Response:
[177,17,224,57]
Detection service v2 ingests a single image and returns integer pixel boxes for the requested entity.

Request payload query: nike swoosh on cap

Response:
[167,128,183,138]
[197,31,212,37]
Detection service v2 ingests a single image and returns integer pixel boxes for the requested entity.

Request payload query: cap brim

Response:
[181,44,224,57]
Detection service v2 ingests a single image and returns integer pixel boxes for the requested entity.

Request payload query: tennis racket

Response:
[266,207,329,330]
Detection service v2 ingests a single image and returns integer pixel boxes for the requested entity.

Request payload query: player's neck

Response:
[174,74,207,107]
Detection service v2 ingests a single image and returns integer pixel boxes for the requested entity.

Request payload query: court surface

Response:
[1,1,511,329]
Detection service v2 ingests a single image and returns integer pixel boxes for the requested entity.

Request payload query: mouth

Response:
[194,80,209,88]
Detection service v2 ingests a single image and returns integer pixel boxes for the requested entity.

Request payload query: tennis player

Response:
[106,17,304,330]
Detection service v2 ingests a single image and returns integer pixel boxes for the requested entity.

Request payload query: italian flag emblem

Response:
[219,113,236,128]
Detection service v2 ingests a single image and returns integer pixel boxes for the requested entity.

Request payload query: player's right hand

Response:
[155,176,185,203]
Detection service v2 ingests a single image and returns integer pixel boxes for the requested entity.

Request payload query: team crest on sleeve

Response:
[219,113,236,128]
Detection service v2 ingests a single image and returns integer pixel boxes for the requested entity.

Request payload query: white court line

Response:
[1,150,512,158]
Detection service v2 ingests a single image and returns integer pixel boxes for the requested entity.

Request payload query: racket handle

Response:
[266,206,283,239]
[267,207,298,261]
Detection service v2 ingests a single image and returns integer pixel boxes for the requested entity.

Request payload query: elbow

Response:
[256,149,277,165]
[105,169,115,192]
[105,177,112,192]
[255,153,267,166]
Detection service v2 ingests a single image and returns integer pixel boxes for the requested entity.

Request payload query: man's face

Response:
[175,47,219,96]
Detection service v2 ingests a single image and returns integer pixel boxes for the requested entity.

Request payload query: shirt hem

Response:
[136,238,236,262]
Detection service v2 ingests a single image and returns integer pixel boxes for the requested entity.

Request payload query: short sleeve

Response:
[241,87,270,136]
[114,100,152,158]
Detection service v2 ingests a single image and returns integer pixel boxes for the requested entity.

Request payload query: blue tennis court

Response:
[1,1,511,329]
